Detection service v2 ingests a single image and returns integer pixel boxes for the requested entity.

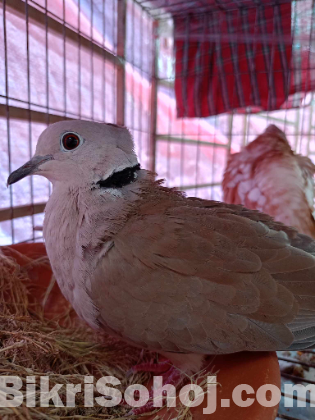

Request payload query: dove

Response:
[7,120,315,414]
[223,124,315,238]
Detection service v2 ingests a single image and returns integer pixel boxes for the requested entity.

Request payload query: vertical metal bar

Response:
[301,1,315,154]
[242,113,248,147]
[131,0,135,133]
[62,0,67,117]
[25,0,35,240]
[149,19,158,173]
[102,0,107,122]
[117,0,126,126]
[294,107,301,152]
[78,0,82,119]
[307,93,314,157]
[282,4,291,143]
[193,14,207,197]
[44,0,51,197]
[227,112,234,156]
[91,0,94,120]
[194,119,201,196]
[210,111,220,200]
[165,19,173,186]
[179,116,184,189]
[138,7,143,161]
[113,0,117,123]
[3,0,14,243]
[45,0,50,126]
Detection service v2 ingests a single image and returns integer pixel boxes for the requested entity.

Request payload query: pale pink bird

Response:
[223,124,315,238]
[7,121,315,414]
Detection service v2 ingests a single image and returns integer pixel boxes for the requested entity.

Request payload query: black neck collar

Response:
[96,164,141,189]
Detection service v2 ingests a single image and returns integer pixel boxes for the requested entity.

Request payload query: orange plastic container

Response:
[3,243,281,419]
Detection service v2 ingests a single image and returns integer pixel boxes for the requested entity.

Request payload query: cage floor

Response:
[277,350,315,420]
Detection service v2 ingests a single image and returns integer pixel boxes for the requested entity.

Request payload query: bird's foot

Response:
[125,361,184,416]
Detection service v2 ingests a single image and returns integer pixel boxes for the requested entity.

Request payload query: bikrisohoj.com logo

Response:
[0,375,314,412]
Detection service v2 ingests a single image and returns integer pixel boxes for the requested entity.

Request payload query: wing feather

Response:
[89,193,315,354]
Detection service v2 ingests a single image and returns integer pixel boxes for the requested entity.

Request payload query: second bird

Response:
[223,124,315,238]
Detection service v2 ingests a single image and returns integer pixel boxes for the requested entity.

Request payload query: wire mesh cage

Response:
[1,1,315,419]
[0,0,154,244]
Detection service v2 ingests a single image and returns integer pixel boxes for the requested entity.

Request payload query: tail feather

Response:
[292,326,315,341]
[287,342,315,351]
[289,322,315,332]
[290,233,315,255]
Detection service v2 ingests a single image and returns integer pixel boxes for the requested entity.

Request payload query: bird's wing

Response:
[222,151,270,212]
[295,153,315,219]
[90,197,315,354]
[222,152,252,207]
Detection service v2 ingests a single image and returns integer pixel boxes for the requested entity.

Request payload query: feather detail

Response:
[223,124,315,238]
[83,182,315,354]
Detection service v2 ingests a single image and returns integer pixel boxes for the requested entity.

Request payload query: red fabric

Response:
[174,3,293,117]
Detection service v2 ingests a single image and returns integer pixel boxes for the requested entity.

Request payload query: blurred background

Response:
[1,1,315,418]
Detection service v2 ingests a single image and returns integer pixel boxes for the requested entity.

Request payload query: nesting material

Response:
[0,248,178,419]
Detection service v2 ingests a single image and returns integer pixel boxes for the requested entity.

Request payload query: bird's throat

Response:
[96,164,141,189]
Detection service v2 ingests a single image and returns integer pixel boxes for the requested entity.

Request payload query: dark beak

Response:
[7,155,54,186]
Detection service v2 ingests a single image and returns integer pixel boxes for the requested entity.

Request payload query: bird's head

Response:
[244,124,292,158]
[7,120,140,189]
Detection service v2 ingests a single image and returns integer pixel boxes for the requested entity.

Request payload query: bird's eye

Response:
[61,132,82,151]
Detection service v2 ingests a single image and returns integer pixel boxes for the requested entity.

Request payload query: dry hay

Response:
[0,249,206,420]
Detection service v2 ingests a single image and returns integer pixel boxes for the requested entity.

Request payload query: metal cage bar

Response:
[0,0,156,243]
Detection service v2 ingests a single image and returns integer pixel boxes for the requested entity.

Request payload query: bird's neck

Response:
[43,172,154,260]
[42,180,140,305]
[44,181,136,240]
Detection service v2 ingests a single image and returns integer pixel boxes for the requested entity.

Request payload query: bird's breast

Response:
[43,188,99,328]
[44,194,78,289]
